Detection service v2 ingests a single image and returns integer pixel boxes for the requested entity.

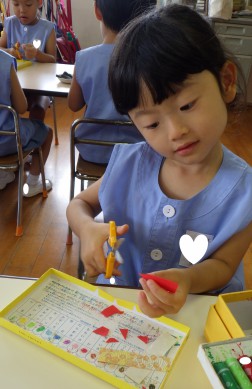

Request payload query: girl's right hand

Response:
[79,221,129,278]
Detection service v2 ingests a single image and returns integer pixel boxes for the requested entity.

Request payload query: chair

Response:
[49,96,59,146]
[0,104,48,237]
[66,117,134,247]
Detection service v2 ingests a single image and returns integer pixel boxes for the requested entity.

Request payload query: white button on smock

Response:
[150,249,163,261]
[163,205,175,218]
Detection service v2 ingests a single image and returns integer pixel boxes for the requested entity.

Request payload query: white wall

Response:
[71,0,101,48]
[72,0,161,49]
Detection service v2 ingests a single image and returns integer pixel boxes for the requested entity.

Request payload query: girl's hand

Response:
[79,222,129,278]
[22,43,37,60]
[9,47,22,59]
[138,269,191,318]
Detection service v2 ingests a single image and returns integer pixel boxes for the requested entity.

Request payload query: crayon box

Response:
[204,290,252,342]
[197,336,252,389]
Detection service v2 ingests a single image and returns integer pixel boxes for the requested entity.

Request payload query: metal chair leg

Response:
[38,147,48,198]
[16,165,24,237]
[51,96,59,146]
[66,170,75,244]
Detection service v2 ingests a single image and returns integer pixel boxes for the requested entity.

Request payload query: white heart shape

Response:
[33,39,41,49]
[179,234,208,264]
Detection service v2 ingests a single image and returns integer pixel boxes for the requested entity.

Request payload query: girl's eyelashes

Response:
[180,100,195,111]
[145,122,159,129]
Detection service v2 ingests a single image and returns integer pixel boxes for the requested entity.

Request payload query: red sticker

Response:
[140,273,178,293]
[120,328,128,340]
[106,338,119,343]
[138,335,149,344]
[101,305,124,317]
[93,326,109,336]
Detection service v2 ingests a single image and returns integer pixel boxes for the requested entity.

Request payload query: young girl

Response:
[0,0,56,121]
[66,5,252,317]
[68,0,156,164]
[0,49,52,196]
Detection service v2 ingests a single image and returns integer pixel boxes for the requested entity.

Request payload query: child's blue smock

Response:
[0,50,49,156]
[4,16,54,59]
[98,142,252,292]
[74,44,144,163]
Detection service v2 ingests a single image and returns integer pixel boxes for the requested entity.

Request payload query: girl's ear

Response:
[94,2,103,21]
[38,0,43,8]
[220,61,237,103]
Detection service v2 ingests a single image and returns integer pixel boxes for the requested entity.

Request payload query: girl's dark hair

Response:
[108,4,245,115]
[95,0,156,33]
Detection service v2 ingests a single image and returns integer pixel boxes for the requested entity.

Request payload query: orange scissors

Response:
[105,221,124,278]
[13,41,22,59]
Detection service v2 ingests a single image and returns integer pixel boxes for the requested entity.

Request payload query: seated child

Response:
[68,0,157,164]
[0,0,56,122]
[67,5,252,317]
[0,49,52,196]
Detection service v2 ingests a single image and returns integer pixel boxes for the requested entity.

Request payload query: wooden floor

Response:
[0,98,252,289]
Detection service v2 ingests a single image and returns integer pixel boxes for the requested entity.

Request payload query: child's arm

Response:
[22,29,56,63]
[66,179,128,277]
[10,64,28,114]
[138,220,252,318]
[68,69,86,111]
[0,29,22,58]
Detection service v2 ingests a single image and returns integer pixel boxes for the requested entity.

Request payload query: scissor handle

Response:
[108,221,117,248]
[105,251,115,279]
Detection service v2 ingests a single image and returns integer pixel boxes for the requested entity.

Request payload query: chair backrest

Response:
[71,117,133,147]
[70,117,134,186]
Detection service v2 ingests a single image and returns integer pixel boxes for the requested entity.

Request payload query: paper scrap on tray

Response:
[98,348,171,371]
[146,332,177,356]
[125,367,151,384]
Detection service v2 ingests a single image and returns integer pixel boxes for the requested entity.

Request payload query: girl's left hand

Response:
[22,43,37,59]
[138,269,191,318]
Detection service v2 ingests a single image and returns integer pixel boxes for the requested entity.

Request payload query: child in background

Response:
[0,49,52,196]
[67,5,252,317]
[68,0,156,164]
[0,0,56,122]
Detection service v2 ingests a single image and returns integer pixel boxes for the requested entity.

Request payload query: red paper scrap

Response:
[106,338,119,343]
[138,335,149,344]
[101,305,124,317]
[140,273,178,293]
[120,328,128,340]
[93,326,109,337]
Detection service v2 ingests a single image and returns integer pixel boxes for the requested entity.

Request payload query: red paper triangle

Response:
[101,305,124,317]
[106,338,119,343]
[93,326,109,337]
[138,335,149,344]
[120,328,128,340]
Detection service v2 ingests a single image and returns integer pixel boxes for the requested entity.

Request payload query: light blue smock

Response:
[0,50,49,156]
[74,44,144,163]
[4,16,54,60]
[98,142,252,291]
